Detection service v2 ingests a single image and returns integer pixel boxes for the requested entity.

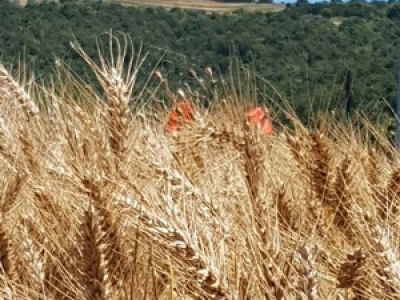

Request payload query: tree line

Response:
[1,0,400,125]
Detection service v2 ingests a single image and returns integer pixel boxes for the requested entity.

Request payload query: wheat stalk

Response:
[0,63,39,118]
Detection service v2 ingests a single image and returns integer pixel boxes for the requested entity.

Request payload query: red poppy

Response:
[245,106,273,136]
[259,115,273,136]
[176,101,195,123]
[165,101,196,134]
[166,111,179,134]
[245,107,265,126]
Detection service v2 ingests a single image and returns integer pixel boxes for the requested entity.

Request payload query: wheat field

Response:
[0,34,399,300]
[108,0,285,13]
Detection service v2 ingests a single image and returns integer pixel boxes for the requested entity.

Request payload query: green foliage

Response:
[0,0,399,124]
[387,3,400,19]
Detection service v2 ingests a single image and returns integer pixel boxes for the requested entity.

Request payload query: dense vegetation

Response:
[1,0,400,124]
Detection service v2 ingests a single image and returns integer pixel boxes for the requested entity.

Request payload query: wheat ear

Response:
[286,133,307,171]
[297,246,318,300]
[374,228,400,294]
[0,63,39,117]
[365,148,381,188]
[331,155,353,237]
[0,173,25,284]
[382,167,400,220]
[18,217,46,297]
[70,34,146,159]
[0,219,17,284]
[337,248,366,298]
[115,192,229,300]
[275,183,298,232]
[81,178,128,298]
[308,132,332,204]
[79,201,113,300]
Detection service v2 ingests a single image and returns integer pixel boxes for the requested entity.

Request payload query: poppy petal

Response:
[261,117,273,136]
[245,107,264,118]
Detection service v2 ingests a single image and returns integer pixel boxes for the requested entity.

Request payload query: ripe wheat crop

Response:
[0,33,399,300]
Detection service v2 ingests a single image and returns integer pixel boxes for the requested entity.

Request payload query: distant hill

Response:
[1,0,400,126]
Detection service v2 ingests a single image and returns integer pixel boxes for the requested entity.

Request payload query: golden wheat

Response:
[0,34,399,300]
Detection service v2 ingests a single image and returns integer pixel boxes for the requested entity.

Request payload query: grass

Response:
[106,0,286,13]
[0,33,399,299]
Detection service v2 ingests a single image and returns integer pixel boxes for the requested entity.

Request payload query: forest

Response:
[1,0,400,125]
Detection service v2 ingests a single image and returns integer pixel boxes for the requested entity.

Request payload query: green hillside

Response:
[1,0,400,123]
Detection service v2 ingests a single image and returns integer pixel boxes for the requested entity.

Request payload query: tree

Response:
[321,7,333,17]
[296,0,309,5]
[387,3,400,19]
